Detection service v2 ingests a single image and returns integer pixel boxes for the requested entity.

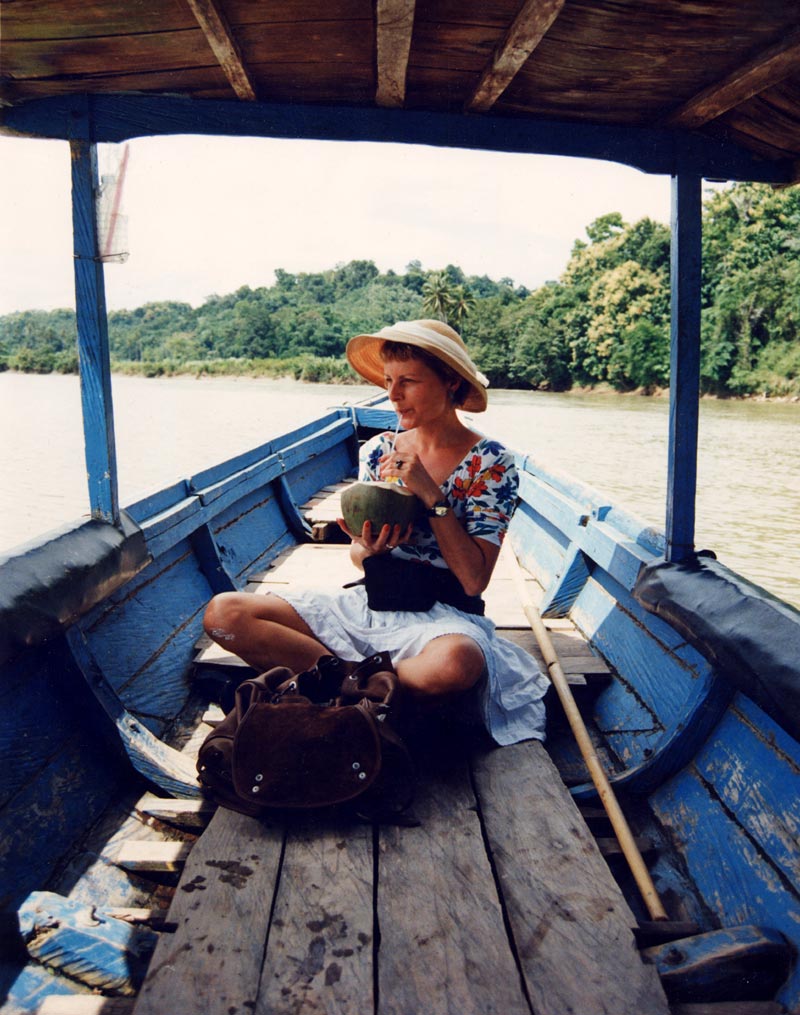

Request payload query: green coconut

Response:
[341,481,421,534]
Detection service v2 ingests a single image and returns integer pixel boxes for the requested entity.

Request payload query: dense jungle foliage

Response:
[2,182,798,396]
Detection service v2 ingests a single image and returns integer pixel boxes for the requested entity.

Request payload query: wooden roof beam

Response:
[466,0,566,114]
[665,27,800,130]
[376,0,416,108]
[185,0,257,101]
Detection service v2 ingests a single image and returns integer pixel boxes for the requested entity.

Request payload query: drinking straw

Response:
[391,413,402,450]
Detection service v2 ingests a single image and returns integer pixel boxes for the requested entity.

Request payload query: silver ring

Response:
[387,544,395,550]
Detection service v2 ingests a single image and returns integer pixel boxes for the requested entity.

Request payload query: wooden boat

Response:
[2,4,800,1013]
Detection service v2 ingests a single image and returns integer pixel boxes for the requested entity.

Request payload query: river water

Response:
[1,371,798,608]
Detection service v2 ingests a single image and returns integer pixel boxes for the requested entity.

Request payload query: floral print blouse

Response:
[358,431,519,569]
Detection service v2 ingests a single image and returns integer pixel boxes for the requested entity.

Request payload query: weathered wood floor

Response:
[132,484,668,1015]
[133,736,667,1015]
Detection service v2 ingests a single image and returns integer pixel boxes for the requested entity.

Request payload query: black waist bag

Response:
[197,653,415,821]
[361,554,485,615]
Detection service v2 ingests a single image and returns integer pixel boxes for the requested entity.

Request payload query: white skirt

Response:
[273,584,548,746]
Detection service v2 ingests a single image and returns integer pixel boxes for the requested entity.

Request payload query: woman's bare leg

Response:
[395,634,484,698]
[203,591,330,672]
[205,595,484,698]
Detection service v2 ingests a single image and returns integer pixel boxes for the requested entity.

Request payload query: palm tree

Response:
[449,285,477,330]
[422,271,455,322]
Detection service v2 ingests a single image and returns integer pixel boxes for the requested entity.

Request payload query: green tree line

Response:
[2,182,798,396]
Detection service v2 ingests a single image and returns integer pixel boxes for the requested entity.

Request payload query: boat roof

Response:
[2,1,800,184]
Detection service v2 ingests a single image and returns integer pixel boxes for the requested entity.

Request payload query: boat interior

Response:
[3,2,800,1013]
[1,400,798,1014]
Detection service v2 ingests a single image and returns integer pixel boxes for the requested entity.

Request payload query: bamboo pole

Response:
[509,548,669,922]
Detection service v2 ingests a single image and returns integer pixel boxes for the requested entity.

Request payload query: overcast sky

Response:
[0,133,722,317]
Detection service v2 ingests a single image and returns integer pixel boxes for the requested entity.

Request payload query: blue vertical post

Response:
[70,138,120,524]
[666,174,702,562]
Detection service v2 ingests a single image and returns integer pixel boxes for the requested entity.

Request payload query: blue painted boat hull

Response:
[2,398,799,1010]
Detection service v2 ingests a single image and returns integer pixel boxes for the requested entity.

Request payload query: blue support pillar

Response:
[70,137,120,525]
[666,174,702,562]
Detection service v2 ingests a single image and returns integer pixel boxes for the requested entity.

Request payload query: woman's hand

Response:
[378,448,441,506]
[337,518,413,557]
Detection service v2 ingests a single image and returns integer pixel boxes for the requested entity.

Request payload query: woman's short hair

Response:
[380,340,471,407]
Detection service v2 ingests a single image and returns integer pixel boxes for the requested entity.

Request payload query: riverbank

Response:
[109,354,360,384]
[567,381,800,403]
[6,361,800,399]
[6,361,800,403]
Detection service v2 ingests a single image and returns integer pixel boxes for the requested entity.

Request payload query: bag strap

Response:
[272,655,359,706]
[234,665,294,721]
[343,655,411,785]
[337,652,396,708]
[235,652,398,718]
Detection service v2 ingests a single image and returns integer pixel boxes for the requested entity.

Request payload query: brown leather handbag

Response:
[197,653,415,821]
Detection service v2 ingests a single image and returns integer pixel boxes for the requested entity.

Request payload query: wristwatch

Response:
[427,499,450,518]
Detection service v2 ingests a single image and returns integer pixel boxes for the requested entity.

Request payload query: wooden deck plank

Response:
[376,749,530,1015]
[300,480,352,522]
[256,813,374,1014]
[249,550,573,633]
[39,1001,135,1015]
[194,543,359,666]
[194,639,251,666]
[133,810,284,1015]
[499,628,611,679]
[135,793,216,830]
[193,629,605,682]
[484,576,541,626]
[471,740,670,1015]
[257,543,360,588]
[116,841,192,872]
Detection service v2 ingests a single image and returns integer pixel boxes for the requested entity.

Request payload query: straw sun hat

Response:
[346,319,489,412]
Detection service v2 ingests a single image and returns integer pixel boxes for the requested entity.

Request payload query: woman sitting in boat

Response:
[202,319,547,746]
